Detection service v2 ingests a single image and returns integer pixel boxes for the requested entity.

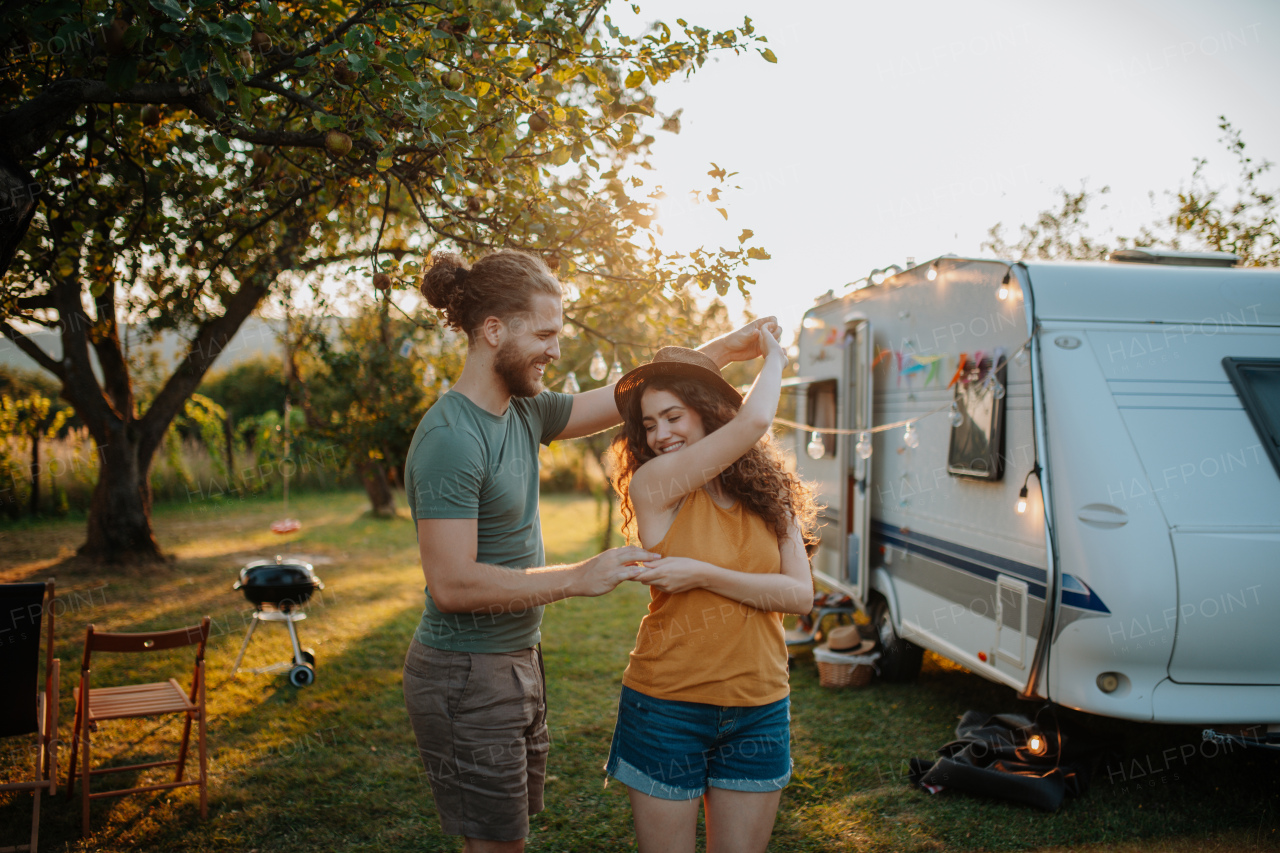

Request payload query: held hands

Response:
[578,546,659,597]
[631,556,707,595]
[758,324,786,364]
[719,316,783,364]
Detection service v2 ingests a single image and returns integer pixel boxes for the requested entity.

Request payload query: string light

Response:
[1015,348,1029,367]
[1016,466,1040,515]
[439,377,451,395]
[589,350,608,381]
[903,422,919,449]
[806,432,826,460]
[856,431,872,459]
[989,376,1006,400]
[926,260,939,281]
[997,271,1012,301]
[562,371,580,394]
[422,363,436,387]
[606,360,624,385]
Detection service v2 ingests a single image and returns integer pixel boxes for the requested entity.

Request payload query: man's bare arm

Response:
[418,518,658,613]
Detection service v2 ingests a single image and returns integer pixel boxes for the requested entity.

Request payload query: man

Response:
[404,248,780,852]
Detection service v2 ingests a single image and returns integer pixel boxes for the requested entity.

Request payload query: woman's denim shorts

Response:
[604,685,792,800]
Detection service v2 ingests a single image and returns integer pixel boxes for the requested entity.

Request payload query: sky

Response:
[616,0,1280,334]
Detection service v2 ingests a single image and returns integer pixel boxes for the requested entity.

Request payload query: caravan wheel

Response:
[870,594,923,682]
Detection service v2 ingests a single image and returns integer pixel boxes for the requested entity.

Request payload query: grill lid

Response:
[234,555,324,590]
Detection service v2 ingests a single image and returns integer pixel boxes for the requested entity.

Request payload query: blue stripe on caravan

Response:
[871,520,1110,614]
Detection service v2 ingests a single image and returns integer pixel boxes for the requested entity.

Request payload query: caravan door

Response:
[839,317,873,603]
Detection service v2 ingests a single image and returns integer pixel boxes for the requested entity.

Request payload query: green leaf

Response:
[625,69,646,88]
[551,146,570,166]
[208,73,229,102]
[760,48,777,63]
[376,155,394,172]
[149,0,187,20]
[221,15,253,44]
[715,207,727,220]
[738,228,753,243]
[311,113,342,130]
[746,247,771,260]
[212,134,230,154]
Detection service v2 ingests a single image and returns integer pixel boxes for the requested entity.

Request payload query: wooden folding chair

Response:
[0,580,60,853]
[66,616,211,836]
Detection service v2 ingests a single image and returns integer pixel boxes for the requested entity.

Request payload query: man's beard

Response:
[494,338,544,398]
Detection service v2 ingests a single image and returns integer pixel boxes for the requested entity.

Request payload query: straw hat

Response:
[614,346,742,415]
[827,624,877,655]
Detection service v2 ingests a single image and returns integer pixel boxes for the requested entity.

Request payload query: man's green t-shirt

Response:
[404,388,574,653]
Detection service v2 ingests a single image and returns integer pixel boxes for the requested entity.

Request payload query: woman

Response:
[604,333,820,853]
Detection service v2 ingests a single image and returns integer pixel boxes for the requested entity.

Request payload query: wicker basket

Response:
[813,646,879,688]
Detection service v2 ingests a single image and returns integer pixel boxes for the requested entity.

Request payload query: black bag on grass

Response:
[908,710,1095,811]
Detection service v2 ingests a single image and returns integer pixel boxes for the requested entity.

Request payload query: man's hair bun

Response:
[420,252,471,328]
[418,249,562,337]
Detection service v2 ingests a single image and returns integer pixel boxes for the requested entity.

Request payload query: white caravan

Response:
[791,252,1279,729]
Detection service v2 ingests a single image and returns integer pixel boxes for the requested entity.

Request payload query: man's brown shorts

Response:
[403,639,548,842]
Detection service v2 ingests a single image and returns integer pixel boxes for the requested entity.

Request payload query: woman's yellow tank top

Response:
[621,487,790,706]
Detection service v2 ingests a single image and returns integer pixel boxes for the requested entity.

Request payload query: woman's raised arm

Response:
[630,327,787,514]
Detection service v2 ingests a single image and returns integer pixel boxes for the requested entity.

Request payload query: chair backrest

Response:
[82,617,211,672]
[0,580,54,738]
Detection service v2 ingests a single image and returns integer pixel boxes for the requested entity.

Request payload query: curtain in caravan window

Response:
[807,381,838,458]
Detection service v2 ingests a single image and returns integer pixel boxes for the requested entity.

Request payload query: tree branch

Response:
[0,321,65,378]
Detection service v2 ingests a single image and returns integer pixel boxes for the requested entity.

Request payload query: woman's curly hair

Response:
[607,375,822,551]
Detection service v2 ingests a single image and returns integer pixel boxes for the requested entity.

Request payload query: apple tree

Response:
[0,0,774,564]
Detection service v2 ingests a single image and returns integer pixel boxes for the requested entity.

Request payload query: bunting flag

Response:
[872,347,892,368]
[948,353,968,388]
[925,356,942,387]
[823,328,841,346]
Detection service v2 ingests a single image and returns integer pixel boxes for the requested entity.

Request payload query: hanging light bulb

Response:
[1027,732,1046,755]
[439,377,451,395]
[926,260,939,281]
[997,271,1012,301]
[606,360,624,385]
[1016,484,1029,514]
[563,371,580,394]
[806,431,826,460]
[949,402,964,428]
[903,422,919,449]
[1015,347,1029,367]
[588,350,608,381]
[422,363,436,386]
[855,431,872,460]
[990,377,1006,400]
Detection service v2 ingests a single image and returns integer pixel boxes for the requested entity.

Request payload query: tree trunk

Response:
[358,460,397,518]
[29,432,39,517]
[598,485,614,552]
[78,427,165,565]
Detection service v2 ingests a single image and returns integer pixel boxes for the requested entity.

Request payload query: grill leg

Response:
[285,614,305,665]
[230,616,260,675]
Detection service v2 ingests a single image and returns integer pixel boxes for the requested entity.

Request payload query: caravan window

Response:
[1223,357,1280,478]
[806,381,838,459]
[947,354,1007,480]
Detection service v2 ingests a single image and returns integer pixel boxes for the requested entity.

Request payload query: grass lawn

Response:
[1,489,1276,852]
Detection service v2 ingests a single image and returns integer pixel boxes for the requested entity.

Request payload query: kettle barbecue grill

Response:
[230,556,324,687]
